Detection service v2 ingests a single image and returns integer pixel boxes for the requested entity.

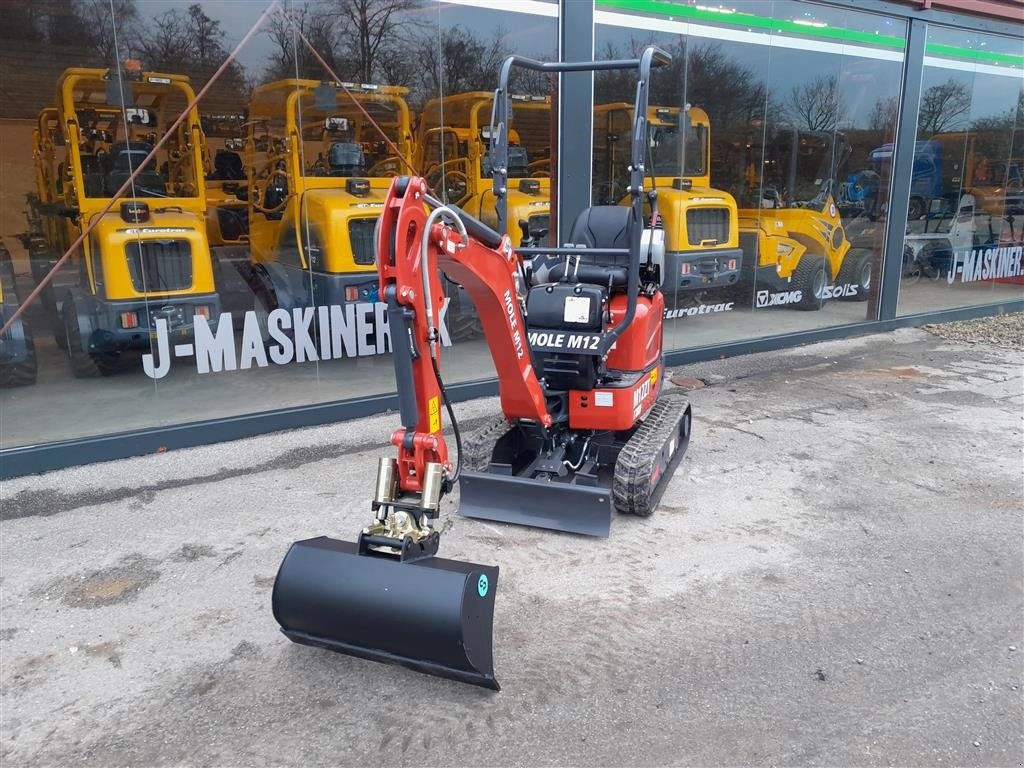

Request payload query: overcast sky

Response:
[140,1,558,79]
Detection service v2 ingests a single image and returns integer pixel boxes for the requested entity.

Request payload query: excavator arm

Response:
[375,175,550,516]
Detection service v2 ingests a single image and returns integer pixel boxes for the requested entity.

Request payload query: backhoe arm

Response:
[364,175,549,558]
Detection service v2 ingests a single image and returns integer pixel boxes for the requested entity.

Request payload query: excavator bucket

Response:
[272,536,500,690]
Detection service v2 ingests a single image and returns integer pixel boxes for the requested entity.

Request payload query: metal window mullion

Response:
[878,17,928,320]
[557,0,595,243]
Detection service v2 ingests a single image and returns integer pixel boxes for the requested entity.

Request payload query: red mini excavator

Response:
[272,47,691,690]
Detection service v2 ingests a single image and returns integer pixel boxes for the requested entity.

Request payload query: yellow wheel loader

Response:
[27,64,220,376]
[244,80,415,323]
[415,92,552,248]
[594,103,742,299]
[199,113,250,250]
[734,130,864,311]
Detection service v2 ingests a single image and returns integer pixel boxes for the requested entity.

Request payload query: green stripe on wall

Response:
[596,0,1024,68]
[596,0,906,48]
[924,42,1023,67]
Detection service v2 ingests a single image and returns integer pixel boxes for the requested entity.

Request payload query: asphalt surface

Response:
[1,327,1022,767]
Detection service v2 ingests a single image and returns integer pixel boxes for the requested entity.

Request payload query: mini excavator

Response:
[272,47,692,690]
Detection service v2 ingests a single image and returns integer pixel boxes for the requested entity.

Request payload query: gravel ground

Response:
[924,311,1023,349]
[1,327,1022,767]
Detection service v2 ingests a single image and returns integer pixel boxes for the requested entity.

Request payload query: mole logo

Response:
[142,299,452,379]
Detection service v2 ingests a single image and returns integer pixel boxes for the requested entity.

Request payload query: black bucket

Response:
[458,471,614,537]
[272,537,500,690]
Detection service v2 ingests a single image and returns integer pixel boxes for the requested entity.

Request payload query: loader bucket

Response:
[272,536,500,690]
[458,472,614,537]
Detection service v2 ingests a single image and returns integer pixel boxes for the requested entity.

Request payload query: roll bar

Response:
[488,45,670,357]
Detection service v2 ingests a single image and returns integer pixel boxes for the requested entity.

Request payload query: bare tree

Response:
[787,73,841,132]
[916,78,971,134]
[332,0,419,83]
[263,4,340,82]
[595,40,770,133]
[135,9,193,71]
[77,0,139,64]
[187,4,224,66]
[867,95,899,134]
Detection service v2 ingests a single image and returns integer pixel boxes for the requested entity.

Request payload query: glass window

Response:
[897,26,1024,315]
[0,0,556,449]
[594,0,907,352]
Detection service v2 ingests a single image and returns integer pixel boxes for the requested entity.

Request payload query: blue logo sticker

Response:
[477,574,489,597]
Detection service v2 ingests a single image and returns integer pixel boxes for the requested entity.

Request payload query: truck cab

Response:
[245,80,414,317]
[416,92,552,247]
[27,65,219,376]
[594,104,742,296]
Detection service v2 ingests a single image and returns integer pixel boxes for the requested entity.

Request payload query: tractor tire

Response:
[444,281,483,343]
[791,255,827,311]
[63,297,118,378]
[0,321,37,388]
[459,414,510,473]
[253,287,275,345]
[835,250,872,301]
[447,310,483,343]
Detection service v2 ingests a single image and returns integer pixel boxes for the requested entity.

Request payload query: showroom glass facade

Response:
[0,0,1020,470]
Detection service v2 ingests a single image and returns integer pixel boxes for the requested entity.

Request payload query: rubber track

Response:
[613,391,690,516]
[460,415,510,472]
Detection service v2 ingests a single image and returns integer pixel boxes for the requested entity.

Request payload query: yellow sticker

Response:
[650,368,658,385]
[428,395,440,433]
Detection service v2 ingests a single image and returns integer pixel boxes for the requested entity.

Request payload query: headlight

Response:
[776,242,795,256]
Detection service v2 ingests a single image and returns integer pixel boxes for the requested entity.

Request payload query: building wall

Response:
[0,0,1020,476]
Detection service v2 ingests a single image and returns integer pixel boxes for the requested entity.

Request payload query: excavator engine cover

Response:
[272,537,500,690]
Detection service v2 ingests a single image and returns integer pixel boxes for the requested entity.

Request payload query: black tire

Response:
[444,281,483,342]
[447,309,483,343]
[0,319,37,388]
[791,255,827,311]
[459,414,510,473]
[253,286,275,345]
[835,250,872,301]
[63,297,118,378]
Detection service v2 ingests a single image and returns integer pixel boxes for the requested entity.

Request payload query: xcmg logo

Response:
[756,289,802,307]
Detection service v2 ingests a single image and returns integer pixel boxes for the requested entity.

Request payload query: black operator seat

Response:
[106,141,166,196]
[547,205,631,291]
[211,149,245,180]
[327,142,366,177]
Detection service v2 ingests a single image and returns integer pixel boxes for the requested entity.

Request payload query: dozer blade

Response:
[458,471,614,537]
[272,537,500,690]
